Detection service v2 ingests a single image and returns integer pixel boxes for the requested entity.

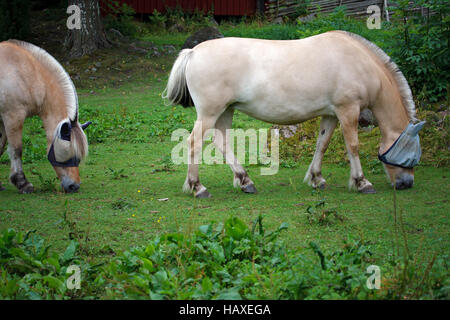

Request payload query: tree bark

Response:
[65,0,110,59]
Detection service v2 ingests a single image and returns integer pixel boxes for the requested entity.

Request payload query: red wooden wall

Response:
[102,0,257,16]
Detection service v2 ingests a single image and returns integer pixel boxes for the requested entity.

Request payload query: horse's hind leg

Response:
[213,108,256,193]
[335,104,375,194]
[304,116,338,189]
[0,119,6,191]
[2,112,34,194]
[183,116,218,198]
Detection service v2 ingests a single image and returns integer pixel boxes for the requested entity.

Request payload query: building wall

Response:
[102,0,258,16]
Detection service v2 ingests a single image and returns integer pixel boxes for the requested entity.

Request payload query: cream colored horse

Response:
[0,40,89,193]
[164,31,417,198]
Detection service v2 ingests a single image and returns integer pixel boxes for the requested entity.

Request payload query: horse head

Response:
[379,121,425,190]
[48,119,91,193]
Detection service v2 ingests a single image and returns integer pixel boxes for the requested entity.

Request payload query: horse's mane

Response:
[7,40,79,122]
[335,31,416,122]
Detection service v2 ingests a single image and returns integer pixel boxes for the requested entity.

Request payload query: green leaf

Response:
[142,258,154,272]
[45,257,61,273]
[278,222,289,231]
[144,244,155,256]
[201,277,213,293]
[6,278,18,295]
[149,290,164,300]
[309,242,327,271]
[225,217,249,240]
[9,248,44,268]
[151,270,169,290]
[26,290,42,300]
[43,275,66,294]
[198,224,212,236]
[37,245,51,260]
[62,241,78,262]
[215,288,242,300]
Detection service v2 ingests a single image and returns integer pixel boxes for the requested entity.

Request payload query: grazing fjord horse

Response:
[164,31,424,198]
[0,40,90,193]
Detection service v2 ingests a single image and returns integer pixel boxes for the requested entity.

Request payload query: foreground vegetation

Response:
[0,2,448,299]
[1,213,447,300]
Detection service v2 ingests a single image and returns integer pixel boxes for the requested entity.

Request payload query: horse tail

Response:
[163,49,194,108]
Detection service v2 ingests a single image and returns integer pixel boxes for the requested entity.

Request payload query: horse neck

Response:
[39,76,70,146]
[371,85,410,154]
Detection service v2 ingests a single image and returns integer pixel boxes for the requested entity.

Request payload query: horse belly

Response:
[233,98,335,125]
[233,74,337,125]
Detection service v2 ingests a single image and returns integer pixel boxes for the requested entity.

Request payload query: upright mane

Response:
[335,31,416,122]
[7,40,79,122]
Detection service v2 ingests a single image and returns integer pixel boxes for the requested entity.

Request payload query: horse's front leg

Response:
[2,112,34,193]
[213,108,256,193]
[335,105,376,194]
[304,116,338,189]
[183,117,217,198]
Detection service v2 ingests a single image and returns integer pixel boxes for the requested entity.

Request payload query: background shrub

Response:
[103,1,138,37]
[391,0,449,102]
[0,0,31,41]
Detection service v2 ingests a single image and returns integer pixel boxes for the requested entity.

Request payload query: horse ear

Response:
[81,121,92,130]
[60,122,71,140]
[411,121,426,135]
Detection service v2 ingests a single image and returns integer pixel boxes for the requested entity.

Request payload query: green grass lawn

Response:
[0,74,448,272]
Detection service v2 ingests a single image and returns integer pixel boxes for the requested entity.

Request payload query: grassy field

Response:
[0,57,448,268]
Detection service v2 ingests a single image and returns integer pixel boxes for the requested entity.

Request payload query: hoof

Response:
[241,184,257,194]
[19,183,34,194]
[359,185,376,194]
[195,189,211,198]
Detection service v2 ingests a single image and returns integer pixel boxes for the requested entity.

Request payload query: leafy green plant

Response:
[0,229,98,299]
[97,216,379,299]
[103,0,138,37]
[107,167,127,180]
[148,9,167,31]
[304,190,344,225]
[295,0,311,16]
[0,214,447,299]
[147,4,215,34]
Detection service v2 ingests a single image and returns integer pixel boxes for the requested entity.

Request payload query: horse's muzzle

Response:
[395,173,414,190]
[61,176,80,193]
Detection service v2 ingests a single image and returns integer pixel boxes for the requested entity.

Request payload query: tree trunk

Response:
[256,0,265,15]
[65,0,110,59]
